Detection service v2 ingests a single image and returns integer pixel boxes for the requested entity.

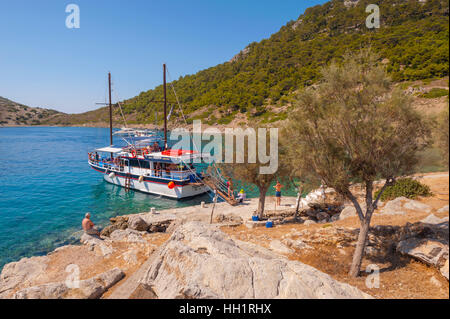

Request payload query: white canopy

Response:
[95,146,123,153]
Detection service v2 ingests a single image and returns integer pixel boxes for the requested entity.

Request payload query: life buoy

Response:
[131,150,137,158]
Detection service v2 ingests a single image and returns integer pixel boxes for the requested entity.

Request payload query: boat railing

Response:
[146,168,191,180]
[89,158,195,181]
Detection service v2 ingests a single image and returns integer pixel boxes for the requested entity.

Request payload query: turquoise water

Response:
[0,127,214,270]
[0,127,297,270]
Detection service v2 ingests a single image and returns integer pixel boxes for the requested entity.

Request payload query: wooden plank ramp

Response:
[201,178,238,206]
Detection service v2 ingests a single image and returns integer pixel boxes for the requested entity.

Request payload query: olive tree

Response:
[218,126,289,219]
[284,50,430,277]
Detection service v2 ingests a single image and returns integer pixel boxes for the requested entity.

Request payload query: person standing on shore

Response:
[274,181,284,207]
[82,212,100,236]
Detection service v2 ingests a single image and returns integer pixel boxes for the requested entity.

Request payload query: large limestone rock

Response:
[403,200,432,213]
[381,197,407,215]
[77,267,125,299]
[101,216,129,237]
[13,282,68,299]
[139,222,372,299]
[128,215,149,231]
[282,238,312,250]
[80,233,103,246]
[110,229,146,244]
[381,197,432,215]
[80,233,114,257]
[213,213,243,225]
[0,256,49,298]
[12,267,125,299]
[339,206,357,219]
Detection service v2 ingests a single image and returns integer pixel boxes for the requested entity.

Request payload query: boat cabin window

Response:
[127,158,151,169]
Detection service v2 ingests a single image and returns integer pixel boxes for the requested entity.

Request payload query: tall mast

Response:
[163,64,167,150]
[108,72,113,158]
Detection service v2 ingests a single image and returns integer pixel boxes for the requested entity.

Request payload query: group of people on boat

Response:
[153,162,190,178]
[88,152,100,163]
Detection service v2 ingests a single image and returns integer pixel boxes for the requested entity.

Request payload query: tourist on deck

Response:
[274,181,284,206]
[82,212,100,236]
[227,179,234,199]
[95,152,99,162]
[155,163,161,176]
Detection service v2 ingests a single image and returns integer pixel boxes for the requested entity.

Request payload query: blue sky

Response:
[0,0,325,113]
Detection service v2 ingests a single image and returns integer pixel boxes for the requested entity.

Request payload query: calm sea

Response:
[0,126,297,270]
[0,127,209,270]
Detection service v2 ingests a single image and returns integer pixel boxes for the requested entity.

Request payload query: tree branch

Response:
[372,177,395,209]
[344,189,365,222]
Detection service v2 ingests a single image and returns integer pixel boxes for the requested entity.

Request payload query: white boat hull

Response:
[102,173,208,199]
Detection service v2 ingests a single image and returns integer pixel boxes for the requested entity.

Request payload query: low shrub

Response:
[375,178,432,201]
[419,88,449,99]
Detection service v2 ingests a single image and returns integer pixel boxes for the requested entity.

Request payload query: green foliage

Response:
[419,88,449,98]
[436,106,449,166]
[374,178,432,201]
[119,0,449,124]
[285,50,431,196]
[217,116,233,125]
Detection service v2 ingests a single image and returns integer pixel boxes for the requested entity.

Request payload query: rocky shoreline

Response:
[0,173,448,299]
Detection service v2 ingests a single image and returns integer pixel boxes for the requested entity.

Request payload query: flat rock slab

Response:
[437,205,449,214]
[245,221,267,229]
[382,197,433,215]
[421,214,449,225]
[403,200,432,213]
[12,267,125,299]
[138,221,372,299]
[140,213,177,225]
[110,229,147,243]
[269,240,293,255]
[397,238,448,280]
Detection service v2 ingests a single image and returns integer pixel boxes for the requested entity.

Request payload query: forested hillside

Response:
[117,0,448,125]
[11,0,448,127]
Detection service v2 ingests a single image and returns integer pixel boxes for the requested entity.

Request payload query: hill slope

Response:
[117,0,448,126]
[0,97,63,126]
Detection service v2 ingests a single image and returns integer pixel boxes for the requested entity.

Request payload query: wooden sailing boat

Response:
[87,65,211,199]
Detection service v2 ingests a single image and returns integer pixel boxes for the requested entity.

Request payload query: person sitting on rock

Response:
[82,212,100,236]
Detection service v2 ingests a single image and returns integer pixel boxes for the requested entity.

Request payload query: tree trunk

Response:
[349,181,375,277]
[349,219,370,277]
[294,186,302,221]
[257,187,268,220]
